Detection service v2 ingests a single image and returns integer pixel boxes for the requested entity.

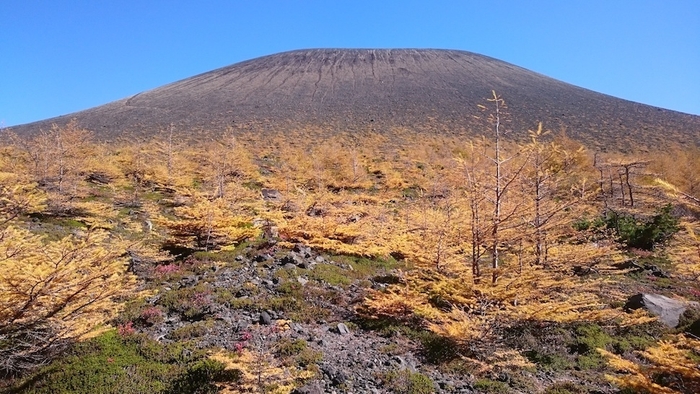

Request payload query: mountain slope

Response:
[11,49,700,149]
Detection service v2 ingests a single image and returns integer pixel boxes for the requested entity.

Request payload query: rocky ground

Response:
[124,242,481,393]
[118,240,699,394]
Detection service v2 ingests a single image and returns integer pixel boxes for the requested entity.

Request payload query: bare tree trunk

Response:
[625,166,634,207]
[534,177,544,265]
[490,91,504,284]
[166,124,174,187]
[464,145,484,281]
[471,194,482,279]
[620,170,628,206]
[56,131,65,195]
[619,162,645,207]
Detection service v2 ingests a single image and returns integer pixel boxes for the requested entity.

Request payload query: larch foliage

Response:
[599,335,700,394]
[0,171,45,226]
[0,227,136,375]
[276,188,396,257]
[200,129,258,199]
[649,145,700,205]
[161,191,259,251]
[525,123,590,266]
[361,102,644,363]
[8,121,94,204]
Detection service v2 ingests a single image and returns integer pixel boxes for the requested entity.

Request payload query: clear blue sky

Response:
[2,1,699,127]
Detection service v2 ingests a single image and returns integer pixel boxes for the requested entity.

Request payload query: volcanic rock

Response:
[625,293,689,327]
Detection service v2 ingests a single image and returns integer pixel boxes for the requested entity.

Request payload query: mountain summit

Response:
[11,49,700,149]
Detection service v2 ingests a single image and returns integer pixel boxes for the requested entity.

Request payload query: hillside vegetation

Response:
[2,94,700,393]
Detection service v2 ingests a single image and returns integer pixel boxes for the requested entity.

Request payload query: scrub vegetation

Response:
[1,93,699,393]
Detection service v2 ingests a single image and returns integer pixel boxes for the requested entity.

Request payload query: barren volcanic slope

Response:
[12,49,700,149]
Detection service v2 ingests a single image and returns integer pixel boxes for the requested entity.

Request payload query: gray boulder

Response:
[624,293,688,327]
[337,323,350,335]
[261,188,282,201]
[259,311,272,325]
[291,380,324,394]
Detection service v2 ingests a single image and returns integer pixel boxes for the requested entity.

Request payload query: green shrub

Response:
[296,348,323,368]
[417,331,460,364]
[192,243,248,264]
[438,359,475,375]
[309,264,352,287]
[473,378,510,394]
[113,298,149,325]
[276,338,308,357]
[545,382,587,394]
[274,338,322,367]
[169,320,215,341]
[9,330,223,394]
[613,333,654,354]
[286,304,331,323]
[603,204,680,250]
[572,215,605,232]
[157,284,213,321]
[264,281,332,323]
[379,343,401,355]
[570,324,613,371]
[576,353,604,370]
[380,369,434,394]
[524,350,573,371]
[214,288,255,310]
[573,324,613,354]
[327,254,401,278]
[169,358,228,394]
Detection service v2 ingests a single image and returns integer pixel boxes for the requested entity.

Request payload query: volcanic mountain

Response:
[11,49,700,149]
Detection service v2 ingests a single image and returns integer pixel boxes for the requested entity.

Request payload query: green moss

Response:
[274,267,308,283]
[62,218,88,229]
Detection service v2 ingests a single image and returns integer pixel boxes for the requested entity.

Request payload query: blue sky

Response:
[2,1,699,127]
